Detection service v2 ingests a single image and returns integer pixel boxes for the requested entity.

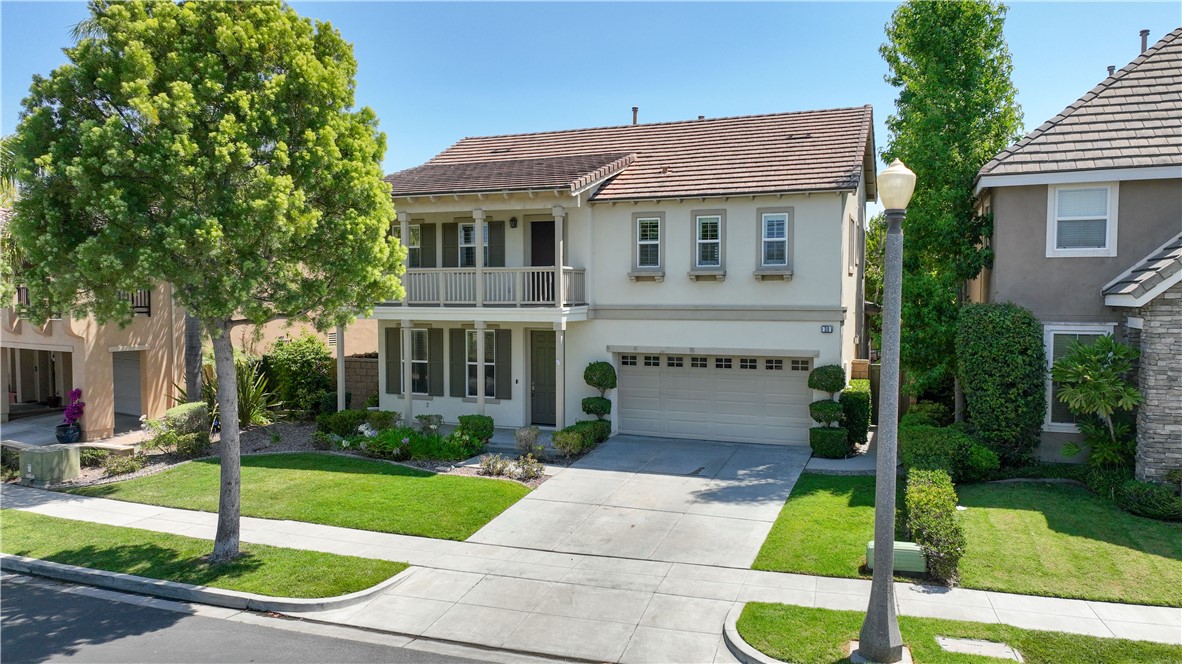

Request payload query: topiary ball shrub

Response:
[809,427,850,458]
[808,364,847,396]
[1116,480,1182,521]
[808,399,844,427]
[582,396,612,420]
[584,361,617,395]
[457,414,495,443]
[840,380,871,445]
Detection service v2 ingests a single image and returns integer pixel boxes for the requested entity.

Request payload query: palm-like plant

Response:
[1051,334,1142,466]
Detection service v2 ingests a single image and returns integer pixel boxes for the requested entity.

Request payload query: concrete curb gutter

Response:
[723,602,790,664]
[0,552,412,612]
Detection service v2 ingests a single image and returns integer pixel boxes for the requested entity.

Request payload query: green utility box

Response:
[865,540,927,574]
[19,445,81,486]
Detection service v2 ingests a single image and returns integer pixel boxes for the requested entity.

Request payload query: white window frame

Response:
[458,222,489,268]
[393,224,422,267]
[406,328,429,396]
[761,213,789,267]
[1042,322,1116,432]
[465,329,495,398]
[695,215,722,269]
[848,215,858,275]
[1046,183,1119,258]
[636,217,662,269]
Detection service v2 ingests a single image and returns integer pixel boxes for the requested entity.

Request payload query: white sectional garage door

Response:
[617,353,813,445]
[112,351,142,416]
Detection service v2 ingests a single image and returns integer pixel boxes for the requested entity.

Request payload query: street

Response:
[0,575,494,664]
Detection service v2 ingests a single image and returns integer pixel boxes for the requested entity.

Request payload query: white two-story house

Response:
[371,107,875,445]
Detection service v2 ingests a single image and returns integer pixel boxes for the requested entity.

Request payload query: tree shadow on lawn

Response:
[8,542,266,587]
[956,481,1182,562]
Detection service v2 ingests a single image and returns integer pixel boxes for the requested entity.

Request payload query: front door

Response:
[530,330,557,426]
[530,221,555,266]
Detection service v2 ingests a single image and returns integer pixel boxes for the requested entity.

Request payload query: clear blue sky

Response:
[3,1,1180,179]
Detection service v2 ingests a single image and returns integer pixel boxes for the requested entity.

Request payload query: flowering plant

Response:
[63,389,85,427]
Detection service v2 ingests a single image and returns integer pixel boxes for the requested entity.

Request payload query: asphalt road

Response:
[0,577,492,664]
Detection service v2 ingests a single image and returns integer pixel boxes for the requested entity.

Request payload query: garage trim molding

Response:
[606,345,820,357]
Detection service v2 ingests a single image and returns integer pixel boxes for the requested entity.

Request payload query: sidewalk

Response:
[3,484,1179,662]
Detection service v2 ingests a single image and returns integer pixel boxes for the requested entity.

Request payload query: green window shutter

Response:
[384,327,401,394]
[449,329,466,397]
[488,221,505,267]
[428,328,444,397]
[418,223,436,268]
[495,329,512,400]
[441,223,459,268]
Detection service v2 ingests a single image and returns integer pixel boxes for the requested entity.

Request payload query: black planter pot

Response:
[55,424,82,444]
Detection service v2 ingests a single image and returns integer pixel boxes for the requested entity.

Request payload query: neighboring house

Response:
[230,318,379,358]
[367,107,875,444]
[972,29,1182,479]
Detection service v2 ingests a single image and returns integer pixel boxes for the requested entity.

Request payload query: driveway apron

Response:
[467,435,811,568]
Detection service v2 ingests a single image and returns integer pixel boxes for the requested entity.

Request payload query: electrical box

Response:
[19,445,81,486]
[866,540,927,574]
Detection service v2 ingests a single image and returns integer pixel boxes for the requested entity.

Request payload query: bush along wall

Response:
[905,469,966,586]
[808,364,850,458]
[841,379,871,446]
[956,303,1046,466]
[898,425,998,483]
[582,361,617,421]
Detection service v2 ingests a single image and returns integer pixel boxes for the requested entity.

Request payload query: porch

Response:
[399,266,587,307]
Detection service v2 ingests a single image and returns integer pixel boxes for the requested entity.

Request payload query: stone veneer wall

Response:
[1134,281,1182,482]
[343,356,378,409]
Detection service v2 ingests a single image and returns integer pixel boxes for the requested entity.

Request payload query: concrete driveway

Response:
[468,435,810,568]
[0,413,66,447]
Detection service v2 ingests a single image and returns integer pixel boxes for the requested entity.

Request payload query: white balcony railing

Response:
[401,267,587,307]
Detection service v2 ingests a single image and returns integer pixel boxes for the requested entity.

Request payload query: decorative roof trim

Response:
[569,153,636,195]
[1102,231,1182,307]
[975,165,1182,195]
[1105,270,1181,308]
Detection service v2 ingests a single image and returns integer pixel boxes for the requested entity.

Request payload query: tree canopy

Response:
[880,0,1024,391]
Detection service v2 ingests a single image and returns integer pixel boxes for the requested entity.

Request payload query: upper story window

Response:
[393,224,422,267]
[1047,184,1118,258]
[459,223,489,268]
[762,213,789,267]
[697,216,721,268]
[637,218,661,268]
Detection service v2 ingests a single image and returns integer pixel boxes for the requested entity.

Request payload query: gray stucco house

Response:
[972,28,1181,480]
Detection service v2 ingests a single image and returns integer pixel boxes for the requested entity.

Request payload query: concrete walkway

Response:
[4,481,1179,663]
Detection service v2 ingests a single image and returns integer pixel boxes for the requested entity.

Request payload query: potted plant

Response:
[55,388,85,443]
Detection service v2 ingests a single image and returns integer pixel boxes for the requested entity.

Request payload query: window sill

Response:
[753,268,793,282]
[688,269,726,282]
[1043,422,1080,434]
[462,397,504,404]
[1045,248,1117,259]
[628,270,665,282]
[388,393,434,401]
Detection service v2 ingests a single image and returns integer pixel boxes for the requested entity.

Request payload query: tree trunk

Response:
[184,314,203,400]
[209,324,241,563]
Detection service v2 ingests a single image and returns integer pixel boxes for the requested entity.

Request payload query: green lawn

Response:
[737,602,1182,664]
[754,473,1182,607]
[68,453,529,541]
[2,510,406,598]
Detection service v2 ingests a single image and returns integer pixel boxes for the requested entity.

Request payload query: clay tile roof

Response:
[386,106,875,201]
[980,28,1182,178]
[1102,232,1182,300]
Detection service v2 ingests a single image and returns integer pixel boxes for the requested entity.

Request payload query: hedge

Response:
[316,409,368,438]
[905,469,966,586]
[1115,480,1182,521]
[956,303,1046,466]
[809,427,849,459]
[164,402,208,435]
[840,380,871,445]
[552,420,611,457]
[457,414,495,443]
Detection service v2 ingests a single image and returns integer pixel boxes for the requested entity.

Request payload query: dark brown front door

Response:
[531,330,556,426]
[531,221,555,266]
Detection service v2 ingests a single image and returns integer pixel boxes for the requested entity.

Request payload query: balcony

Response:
[400,267,587,307]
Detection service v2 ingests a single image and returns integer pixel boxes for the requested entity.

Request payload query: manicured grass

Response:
[1,510,406,598]
[737,602,1182,664]
[68,453,529,541]
[752,473,901,577]
[957,481,1182,607]
[753,473,1182,607]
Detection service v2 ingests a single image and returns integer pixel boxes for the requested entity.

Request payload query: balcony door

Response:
[530,221,555,266]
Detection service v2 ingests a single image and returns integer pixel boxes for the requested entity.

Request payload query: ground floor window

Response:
[1043,324,1114,430]
[409,329,429,394]
[466,329,496,398]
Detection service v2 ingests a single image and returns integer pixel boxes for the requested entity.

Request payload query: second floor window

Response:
[696,215,721,268]
[393,224,422,267]
[1048,184,1117,257]
[637,218,661,268]
[459,223,489,268]
[762,213,788,267]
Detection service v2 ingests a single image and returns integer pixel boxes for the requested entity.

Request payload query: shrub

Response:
[572,420,611,444]
[457,414,495,443]
[311,431,339,450]
[956,303,1046,466]
[103,454,146,477]
[363,427,412,461]
[840,380,871,445]
[515,426,541,456]
[79,448,110,468]
[1052,335,1141,469]
[808,400,844,427]
[179,360,275,430]
[478,453,510,477]
[315,390,352,416]
[905,469,966,586]
[1116,480,1182,522]
[897,425,996,483]
[415,414,443,434]
[364,393,379,408]
[440,428,485,459]
[512,454,545,481]
[584,361,617,395]
[175,431,211,458]
[962,444,1000,482]
[366,410,401,432]
[581,396,612,420]
[263,333,334,417]
[907,401,951,427]
[1085,466,1133,501]
[807,364,846,396]
[900,411,941,428]
[809,427,850,459]
[316,409,369,438]
[164,402,209,435]
[552,428,592,457]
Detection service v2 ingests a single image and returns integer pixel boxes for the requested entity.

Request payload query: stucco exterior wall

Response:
[231,318,377,358]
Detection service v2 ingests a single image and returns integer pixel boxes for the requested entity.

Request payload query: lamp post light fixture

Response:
[857,158,916,664]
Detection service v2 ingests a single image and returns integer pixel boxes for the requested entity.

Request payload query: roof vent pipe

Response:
[632,106,638,125]
[1141,29,1150,52]
[698,115,705,120]
[1107,65,1116,76]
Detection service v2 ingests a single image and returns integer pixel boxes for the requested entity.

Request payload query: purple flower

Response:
[63,388,85,427]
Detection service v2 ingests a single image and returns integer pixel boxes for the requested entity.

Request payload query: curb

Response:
[723,602,790,664]
[0,552,412,613]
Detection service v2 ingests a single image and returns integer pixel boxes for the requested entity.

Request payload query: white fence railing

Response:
[400,267,587,307]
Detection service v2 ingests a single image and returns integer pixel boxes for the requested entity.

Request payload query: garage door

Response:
[617,353,813,445]
[112,352,142,416]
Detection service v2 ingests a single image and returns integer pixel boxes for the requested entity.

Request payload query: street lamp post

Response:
[857,159,916,663]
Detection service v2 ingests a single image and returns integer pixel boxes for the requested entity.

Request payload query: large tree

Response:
[8,0,403,561]
[880,0,1024,394]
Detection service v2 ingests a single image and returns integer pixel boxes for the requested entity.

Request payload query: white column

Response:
[474,320,486,415]
[335,325,346,412]
[554,320,566,428]
[398,212,410,305]
[472,208,485,308]
[401,320,413,424]
[0,348,9,423]
[553,206,565,308]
